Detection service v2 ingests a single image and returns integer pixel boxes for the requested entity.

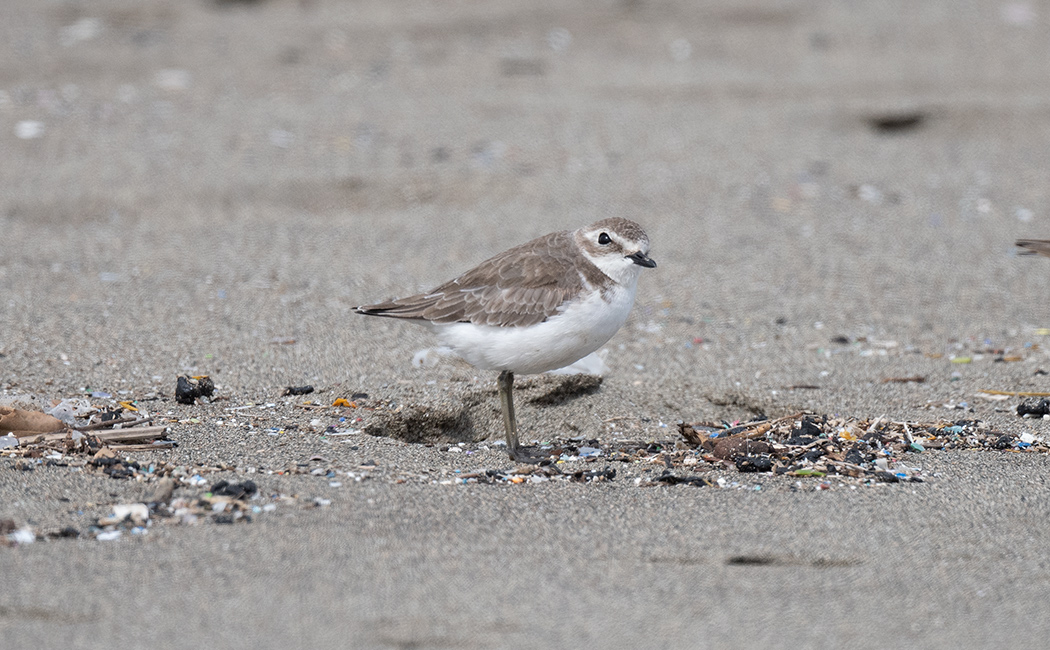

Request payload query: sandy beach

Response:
[4,1,1050,647]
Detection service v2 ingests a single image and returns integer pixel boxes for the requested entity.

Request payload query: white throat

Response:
[585,250,645,287]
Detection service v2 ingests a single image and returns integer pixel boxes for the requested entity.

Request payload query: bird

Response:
[1016,239,1050,257]
[356,217,656,461]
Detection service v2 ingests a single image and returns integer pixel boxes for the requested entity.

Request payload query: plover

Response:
[1017,240,1050,257]
[356,217,656,460]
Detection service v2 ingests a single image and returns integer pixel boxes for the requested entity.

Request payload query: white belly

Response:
[428,282,639,375]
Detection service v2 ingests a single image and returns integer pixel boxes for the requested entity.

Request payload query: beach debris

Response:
[165,479,262,525]
[0,406,65,435]
[1,398,173,460]
[979,389,1050,397]
[145,477,176,505]
[671,413,1042,485]
[5,421,171,456]
[644,472,715,487]
[446,462,611,485]
[209,479,258,499]
[85,477,272,539]
[866,111,928,134]
[48,527,81,539]
[1017,398,1050,418]
[175,375,216,405]
[48,398,95,425]
[570,467,616,482]
[99,503,150,527]
[5,525,36,546]
[882,376,926,384]
[2,519,37,545]
[283,385,314,396]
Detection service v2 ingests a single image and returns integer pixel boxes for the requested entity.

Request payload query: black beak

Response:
[627,251,657,268]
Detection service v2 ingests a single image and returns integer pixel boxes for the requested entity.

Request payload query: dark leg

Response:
[498,370,519,457]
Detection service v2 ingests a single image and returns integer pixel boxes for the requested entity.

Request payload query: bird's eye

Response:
[598,232,611,245]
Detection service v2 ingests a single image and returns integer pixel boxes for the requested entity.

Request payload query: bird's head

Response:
[576,217,656,284]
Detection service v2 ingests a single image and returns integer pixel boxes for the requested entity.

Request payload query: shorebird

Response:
[356,218,656,460]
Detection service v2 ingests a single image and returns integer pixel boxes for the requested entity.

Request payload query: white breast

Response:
[428,276,640,375]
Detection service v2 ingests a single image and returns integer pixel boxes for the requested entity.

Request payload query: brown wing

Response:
[1017,239,1050,258]
[356,230,586,327]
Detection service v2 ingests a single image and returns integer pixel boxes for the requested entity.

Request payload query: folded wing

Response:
[356,231,585,327]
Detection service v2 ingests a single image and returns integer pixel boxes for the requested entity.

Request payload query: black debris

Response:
[570,468,616,483]
[175,375,216,405]
[210,480,258,499]
[844,448,867,465]
[736,455,774,473]
[867,112,927,134]
[653,472,715,487]
[1017,398,1050,418]
[48,527,81,539]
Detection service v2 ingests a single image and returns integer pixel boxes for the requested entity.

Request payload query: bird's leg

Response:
[497,370,519,458]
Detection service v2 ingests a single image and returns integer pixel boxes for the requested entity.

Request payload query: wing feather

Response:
[356,230,593,327]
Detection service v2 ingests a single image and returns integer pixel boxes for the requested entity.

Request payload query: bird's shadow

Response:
[520,374,603,406]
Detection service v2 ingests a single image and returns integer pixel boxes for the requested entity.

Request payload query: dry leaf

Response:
[0,406,66,437]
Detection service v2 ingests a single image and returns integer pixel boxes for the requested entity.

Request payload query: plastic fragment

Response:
[7,527,36,545]
[791,469,825,477]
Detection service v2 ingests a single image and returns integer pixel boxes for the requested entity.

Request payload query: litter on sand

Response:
[673,412,1041,484]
